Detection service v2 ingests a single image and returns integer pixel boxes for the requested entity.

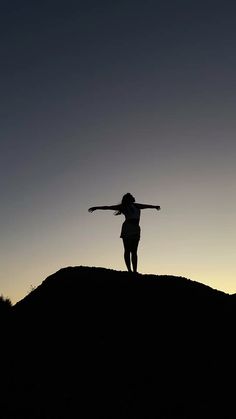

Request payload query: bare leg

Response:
[122,239,132,272]
[131,252,138,273]
[124,250,132,272]
[123,237,140,273]
[131,238,139,273]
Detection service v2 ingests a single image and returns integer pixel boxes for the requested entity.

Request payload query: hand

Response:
[88,207,96,212]
[156,206,161,211]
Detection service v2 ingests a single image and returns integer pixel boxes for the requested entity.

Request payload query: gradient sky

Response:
[1,0,236,304]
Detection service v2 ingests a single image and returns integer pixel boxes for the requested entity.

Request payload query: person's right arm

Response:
[88,205,120,212]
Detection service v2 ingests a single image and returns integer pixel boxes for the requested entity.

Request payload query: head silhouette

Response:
[121,193,135,206]
[114,193,135,215]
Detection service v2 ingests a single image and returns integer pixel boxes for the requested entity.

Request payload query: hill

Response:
[1,266,236,418]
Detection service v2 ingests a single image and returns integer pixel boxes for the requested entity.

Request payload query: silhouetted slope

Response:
[2,266,236,418]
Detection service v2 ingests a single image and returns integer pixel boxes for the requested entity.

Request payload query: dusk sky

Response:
[1,0,236,304]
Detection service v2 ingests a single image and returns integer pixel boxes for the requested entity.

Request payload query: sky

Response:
[1,0,236,304]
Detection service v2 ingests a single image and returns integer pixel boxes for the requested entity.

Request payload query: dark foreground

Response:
[1,266,236,418]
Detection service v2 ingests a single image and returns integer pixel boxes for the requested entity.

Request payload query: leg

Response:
[122,239,132,272]
[131,238,140,273]
[131,252,138,273]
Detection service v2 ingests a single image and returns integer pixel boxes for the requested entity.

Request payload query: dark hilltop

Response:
[1,266,236,418]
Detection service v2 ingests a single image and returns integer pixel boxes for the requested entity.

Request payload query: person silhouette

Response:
[88,193,161,273]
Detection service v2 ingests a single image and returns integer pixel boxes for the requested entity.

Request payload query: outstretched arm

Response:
[135,203,161,210]
[88,205,120,212]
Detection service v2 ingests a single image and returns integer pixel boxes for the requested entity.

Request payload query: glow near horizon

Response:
[2,131,236,305]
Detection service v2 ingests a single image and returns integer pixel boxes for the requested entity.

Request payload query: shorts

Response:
[120,220,141,239]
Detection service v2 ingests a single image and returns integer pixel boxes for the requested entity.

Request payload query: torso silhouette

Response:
[120,204,141,238]
[122,204,140,222]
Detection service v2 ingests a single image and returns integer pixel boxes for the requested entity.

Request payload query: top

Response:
[122,204,140,221]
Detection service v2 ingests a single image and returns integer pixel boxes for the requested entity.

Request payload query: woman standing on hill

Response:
[88,193,161,273]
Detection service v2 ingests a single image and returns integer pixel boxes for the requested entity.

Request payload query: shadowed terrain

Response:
[1,266,236,418]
